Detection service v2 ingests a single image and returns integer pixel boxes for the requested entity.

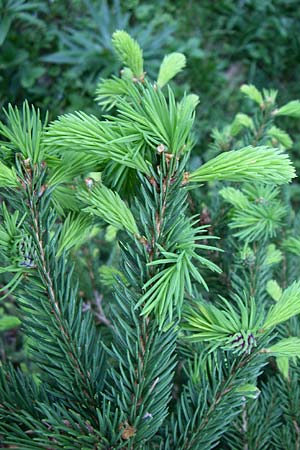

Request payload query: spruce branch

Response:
[114,82,196,155]
[45,111,151,174]
[183,295,262,354]
[263,281,300,329]
[95,76,130,110]
[2,29,300,449]
[240,84,264,106]
[3,160,108,423]
[102,158,180,445]
[263,337,300,358]
[275,100,300,118]
[112,30,144,80]
[157,52,186,88]
[0,101,47,164]
[56,212,93,257]
[221,184,285,242]
[165,344,269,450]
[188,146,295,184]
[77,183,140,236]
[0,160,19,187]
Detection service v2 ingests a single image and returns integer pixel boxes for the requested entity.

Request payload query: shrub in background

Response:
[0,0,176,119]
[3,0,300,143]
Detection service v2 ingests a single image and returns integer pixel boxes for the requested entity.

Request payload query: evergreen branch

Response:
[132,155,220,327]
[95,76,131,110]
[263,281,300,329]
[101,155,181,445]
[266,279,282,301]
[275,100,300,118]
[0,101,47,164]
[3,162,108,423]
[240,84,264,106]
[51,185,82,213]
[165,345,268,450]
[188,146,295,184]
[225,379,281,450]
[114,82,196,154]
[282,237,300,256]
[112,30,144,79]
[183,296,263,354]
[0,160,19,187]
[221,184,285,242]
[56,212,93,257]
[77,183,140,236]
[220,186,250,209]
[230,113,254,136]
[157,52,186,88]
[267,126,293,149]
[0,371,110,449]
[106,281,177,446]
[264,337,300,358]
[47,152,100,186]
[45,111,151,174]
[0,203,30,297]
[2,29,299,449]
[271,364,300,450]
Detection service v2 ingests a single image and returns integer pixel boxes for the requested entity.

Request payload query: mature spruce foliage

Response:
[0,31,300,449]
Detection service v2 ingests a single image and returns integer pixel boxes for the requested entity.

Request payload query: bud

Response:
[157,144,166,154]
[85,177,94,189]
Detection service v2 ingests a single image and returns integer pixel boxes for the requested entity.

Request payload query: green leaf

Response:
[188,146,295,185]
[0,16,13,45]
[112,30,144,79]
[263,281,300,329]
[275,100,300,118]
[240,84,263,105]
[157,52,186,88]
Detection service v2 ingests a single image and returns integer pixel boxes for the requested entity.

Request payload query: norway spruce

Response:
[0,31,300,449]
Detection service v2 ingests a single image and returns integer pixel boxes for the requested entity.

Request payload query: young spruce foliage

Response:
[0,31,299,449]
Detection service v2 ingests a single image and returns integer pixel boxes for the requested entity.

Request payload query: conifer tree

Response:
[0,31,299,449]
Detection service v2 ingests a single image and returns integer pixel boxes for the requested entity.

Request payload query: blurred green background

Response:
[1,0,300,139]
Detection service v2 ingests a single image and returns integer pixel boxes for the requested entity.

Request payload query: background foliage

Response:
[1,0,300,139]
